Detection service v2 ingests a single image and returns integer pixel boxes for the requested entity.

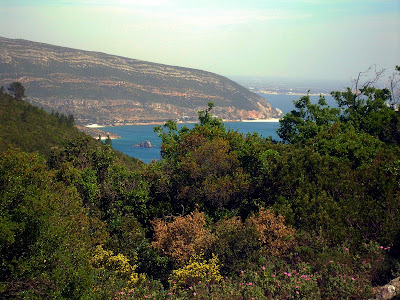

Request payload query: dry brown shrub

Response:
[246,207,296,257]
[151,210,215,263]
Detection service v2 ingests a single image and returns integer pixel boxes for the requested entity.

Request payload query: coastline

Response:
[241,118,281,123]
[85,124,105,128]
[84,118,281,128]
[98,136,119,140]
[258,91,329,96]
[76,125,121,140]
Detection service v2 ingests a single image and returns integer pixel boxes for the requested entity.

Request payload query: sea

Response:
[102,94,336,163]
[103,121,281,163]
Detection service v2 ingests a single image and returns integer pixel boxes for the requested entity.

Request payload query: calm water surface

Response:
[103,94,337,163]
[103,122,280,163]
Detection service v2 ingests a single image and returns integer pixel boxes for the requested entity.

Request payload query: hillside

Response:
[0,36,282,125]
[1,79,399,298]
[0,91,141,168]
[0,91,81,157]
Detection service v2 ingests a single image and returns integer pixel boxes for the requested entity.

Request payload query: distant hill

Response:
[0,36,282,125]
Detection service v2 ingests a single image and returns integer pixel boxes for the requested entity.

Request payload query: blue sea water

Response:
[103,122,280,163]
[103,94,337,163]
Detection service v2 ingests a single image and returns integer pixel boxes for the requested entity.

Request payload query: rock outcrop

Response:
[370,277,400,300]
[134,140,152,148]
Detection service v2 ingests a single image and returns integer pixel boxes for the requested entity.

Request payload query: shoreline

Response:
[241,118,281,123]
[76,125,121,140]
[258,91,329,96]
[98,136,119,140]
[84,118,281,128]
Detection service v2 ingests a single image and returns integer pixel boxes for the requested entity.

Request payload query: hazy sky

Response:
[0,0,399,81]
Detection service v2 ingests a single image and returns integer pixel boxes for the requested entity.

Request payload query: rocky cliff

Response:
[0,36,281,125]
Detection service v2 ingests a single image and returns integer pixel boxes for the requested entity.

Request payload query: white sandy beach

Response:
[242,118,281,122]
[85,124,104,128]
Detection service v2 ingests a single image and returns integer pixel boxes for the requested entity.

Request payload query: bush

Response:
[246,207,296,257]
[169,252,222,289]
[212,216,262,275]
[151,210,215,264]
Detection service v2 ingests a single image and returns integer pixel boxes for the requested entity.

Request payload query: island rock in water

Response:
[134,140,152,148]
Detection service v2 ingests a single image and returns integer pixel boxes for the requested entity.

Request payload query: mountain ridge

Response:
[0,36,282,125]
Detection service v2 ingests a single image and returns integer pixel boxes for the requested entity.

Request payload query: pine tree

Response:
[105,135,112,146]
[7,82,26,100]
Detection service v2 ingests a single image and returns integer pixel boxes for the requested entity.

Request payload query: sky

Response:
[0,0,399,81]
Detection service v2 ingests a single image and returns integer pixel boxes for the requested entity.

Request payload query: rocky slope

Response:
[0,36,281,125]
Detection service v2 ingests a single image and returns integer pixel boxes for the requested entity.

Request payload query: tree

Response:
[0,149,101,298]
[331,86,398,143]
[198,102,223,127]
[58,112,67,124]
[67,114,75,128]
[278,75,399,145]
[277,93,340,144]
[7,82,26,100]
[388,65,400,109]
[105,134,112,146]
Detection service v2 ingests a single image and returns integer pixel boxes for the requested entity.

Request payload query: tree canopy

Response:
[1,76,400,299]
[7,81,26,100]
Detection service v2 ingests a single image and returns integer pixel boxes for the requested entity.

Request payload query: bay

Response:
[103,121,280,163]
[103,93,337,163]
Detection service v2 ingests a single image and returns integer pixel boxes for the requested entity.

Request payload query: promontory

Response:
[0,36,282,125]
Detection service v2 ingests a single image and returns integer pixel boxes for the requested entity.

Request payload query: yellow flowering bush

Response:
[169,252,222,289]
[90,245,145,288]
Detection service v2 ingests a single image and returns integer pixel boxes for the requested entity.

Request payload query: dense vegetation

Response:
[1,71,400,299]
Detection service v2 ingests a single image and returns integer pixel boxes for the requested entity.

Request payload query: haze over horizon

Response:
[0,0,399,82]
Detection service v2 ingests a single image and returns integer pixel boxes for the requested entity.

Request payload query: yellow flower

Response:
[169,252,222,289]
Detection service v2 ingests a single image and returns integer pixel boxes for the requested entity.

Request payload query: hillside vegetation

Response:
[0,88,79,157]
[0,88,141,166]
[0,73,399,299]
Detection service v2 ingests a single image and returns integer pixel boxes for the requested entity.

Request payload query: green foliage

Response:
[310,124,385,168]
[1,80,399,299]
[100,164,150,227]
[278,86,400,146]
[211,216,262,275]
[104,134,112,146]
[0,91,82,157]
[277,93,340,144]
[114,215,172,284]
[51,110,75,128]
[78,166,100,208]
[332,86,400,144]
[198,102,224,128]
[49,135,116,185]
[153,106,252,218]
[0,149,98,298]
[7,81,26,100]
